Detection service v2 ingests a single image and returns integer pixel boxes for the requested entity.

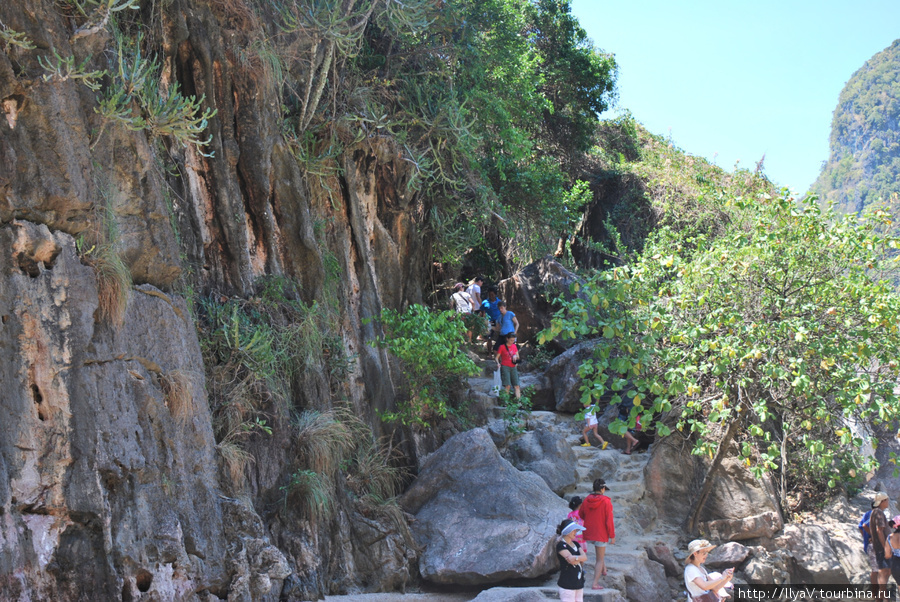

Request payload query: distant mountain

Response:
[812,39,900,212]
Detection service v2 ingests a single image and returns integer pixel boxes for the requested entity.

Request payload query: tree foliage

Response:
[544,190,900,512]
[342,0,618,265]
[369,304,479,427]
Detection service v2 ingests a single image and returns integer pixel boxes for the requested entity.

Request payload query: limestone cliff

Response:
[812,39,900,212]
[0,0,430,598]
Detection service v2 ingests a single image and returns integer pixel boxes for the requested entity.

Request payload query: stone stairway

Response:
[465,366,682,601]
[534,415,681,601]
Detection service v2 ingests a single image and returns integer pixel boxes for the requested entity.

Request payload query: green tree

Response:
[543,191,900,524]
[369,304,479,427]
[349,0,617,266]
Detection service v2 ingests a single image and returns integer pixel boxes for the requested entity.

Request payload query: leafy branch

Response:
[39,50,105,90]
[0,20,35,50]
[68,0,140,40]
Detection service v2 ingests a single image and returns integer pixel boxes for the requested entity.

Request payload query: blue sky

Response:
[571,0,900,194]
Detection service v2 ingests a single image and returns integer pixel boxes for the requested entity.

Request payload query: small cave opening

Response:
[43,248,61,270]
[16,252,41,278]
[31,384,45,421]
[135,569,153,593]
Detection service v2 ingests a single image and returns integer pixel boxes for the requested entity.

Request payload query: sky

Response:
[571,0,900,194]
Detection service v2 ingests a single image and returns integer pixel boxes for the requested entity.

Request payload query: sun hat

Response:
[686,539,716,559]
[454,282,466,290]
[873,492,890,508]
[892,515,900,530]
[561,522,586,537]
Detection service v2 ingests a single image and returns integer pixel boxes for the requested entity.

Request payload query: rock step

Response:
[540,587,622,601]
[573,481,645,501]
[575,465,642,482]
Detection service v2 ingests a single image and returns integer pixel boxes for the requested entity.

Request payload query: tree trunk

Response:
[686,417,742,535]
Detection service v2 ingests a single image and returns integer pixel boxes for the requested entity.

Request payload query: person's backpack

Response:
[860,509,873,552]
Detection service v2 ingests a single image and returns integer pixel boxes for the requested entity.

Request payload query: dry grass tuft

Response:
[294,409,352,476]
[160,370,194,426]
[217,440,253,493]
[91,244,131,326]
[347,435,408,500]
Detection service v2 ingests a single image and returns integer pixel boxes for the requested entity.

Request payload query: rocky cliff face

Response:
[0,0,429,598]
[812,39,900,212]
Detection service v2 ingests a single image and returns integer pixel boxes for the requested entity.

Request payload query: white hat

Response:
[686,539,716,559]
[873,492,890,508]
[561,522,586,537]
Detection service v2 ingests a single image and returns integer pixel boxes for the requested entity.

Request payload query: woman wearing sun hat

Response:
[684,539,734,601]
[556,518,588,602]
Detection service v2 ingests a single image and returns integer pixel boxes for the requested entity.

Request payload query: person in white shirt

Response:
[684,539,733,601]
[450,282,477,342]
[466,276,484,307]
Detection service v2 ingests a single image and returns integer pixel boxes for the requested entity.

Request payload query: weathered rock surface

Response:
[506,423,577,496]
[702,511,782,541]
[0,225,288,599]
[740,546,791,584]
[0,0,432,595]
[400,428,568,585]
[540,340,600,413]
[470,588,548,602]
[645,542,681,578]
[775,524,848,584]
[496,258,586,346]
[645,437,782,531]
[618,554,669,602]
[705,542,750,568]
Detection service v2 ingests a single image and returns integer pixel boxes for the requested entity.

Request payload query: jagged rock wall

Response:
[0,0,428,598]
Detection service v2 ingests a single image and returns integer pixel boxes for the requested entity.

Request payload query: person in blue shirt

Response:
[496,301,518,348]
[481,287,502,353]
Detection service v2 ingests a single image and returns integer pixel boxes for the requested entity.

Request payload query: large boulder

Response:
[646,437,782,532]
[645,543,681,578]
[775,524,849,584]
[702,511,782,541]
[621,554,670,602]
[540,340,600,413]
[706,542,750,568]
[496,258,587,346]
[400,428,569,585]
[506,423,577,496]
[740,547,791,585]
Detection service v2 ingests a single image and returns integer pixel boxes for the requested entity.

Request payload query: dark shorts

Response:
[500,365,519,387]
[876,550,891,570]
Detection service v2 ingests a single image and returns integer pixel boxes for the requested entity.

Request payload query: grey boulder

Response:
[507,424,577,496]
[400,428,569,585]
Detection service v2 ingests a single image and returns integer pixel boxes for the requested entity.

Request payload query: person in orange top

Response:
[578,478,615,590]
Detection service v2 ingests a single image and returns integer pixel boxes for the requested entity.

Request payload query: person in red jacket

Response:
[578,478,615,590]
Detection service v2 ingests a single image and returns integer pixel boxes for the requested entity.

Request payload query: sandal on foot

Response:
[622,450,631,455]
[592,585,604,590]
[581,442,592,447]
[601,441,609,450]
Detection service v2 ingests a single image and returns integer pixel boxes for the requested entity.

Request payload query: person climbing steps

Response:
[581,404,608,449]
